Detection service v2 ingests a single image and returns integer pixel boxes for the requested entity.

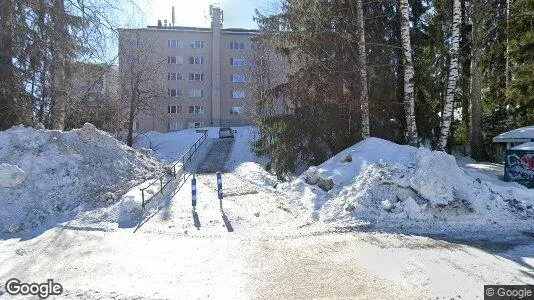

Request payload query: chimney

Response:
[157,19,162,27]
[210,4,222,29]
[172,6,175,26]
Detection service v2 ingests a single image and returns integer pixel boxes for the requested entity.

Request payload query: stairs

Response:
[196,138,235,173]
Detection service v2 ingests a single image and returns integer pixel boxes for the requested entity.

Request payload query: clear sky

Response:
[128,0,281,29]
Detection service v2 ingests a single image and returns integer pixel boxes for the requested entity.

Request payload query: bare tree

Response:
[437,0,462,151]
[399,0,418,146]
[119,32,165,146]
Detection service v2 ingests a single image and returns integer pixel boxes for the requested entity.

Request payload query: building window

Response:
[168,40,184,48]
[127,39,138,46]
[230,58,245,66]
[230,41,245,50]
[188,73,204,82]
[230,107,245,115]
[188,40,204,49]
[167,89,183,98]
[189,56,204,65]
[169,122,181,131]
[133,121,140,130]
[231,73,246,83]
[189,105,204,114]
[188,89,203,98]
[167,105,182,114]
[188,122,204,128]
[168,56,183,64]
[167,72,182,81]
[232,90,245,99]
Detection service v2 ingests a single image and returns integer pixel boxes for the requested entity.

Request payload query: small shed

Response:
[504,142,534,188]
[493,125,534,148]
[491,125,534,163]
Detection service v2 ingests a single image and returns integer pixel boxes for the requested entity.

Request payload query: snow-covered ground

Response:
[0,126,532,299]
[133,127,221,164]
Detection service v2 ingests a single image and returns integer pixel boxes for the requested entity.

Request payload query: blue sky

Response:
[127,0,281,29]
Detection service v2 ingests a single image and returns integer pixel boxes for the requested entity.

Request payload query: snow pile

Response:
[283,138,534,233]
[226,127,269,171]
[0,123,164,233]
[234,162,277,187]
[302,138,416,188]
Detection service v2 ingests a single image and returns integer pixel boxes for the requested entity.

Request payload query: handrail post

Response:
[141,189,145,209]
[140,132,207,209]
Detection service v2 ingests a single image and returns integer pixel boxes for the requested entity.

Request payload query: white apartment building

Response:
[118,4,260,132]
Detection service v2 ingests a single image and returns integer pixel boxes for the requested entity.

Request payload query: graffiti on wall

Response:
[506,153,534,182]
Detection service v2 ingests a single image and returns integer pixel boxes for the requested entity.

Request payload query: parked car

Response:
[219,127,234,138]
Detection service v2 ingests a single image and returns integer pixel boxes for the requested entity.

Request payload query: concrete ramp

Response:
[196,138,234,173]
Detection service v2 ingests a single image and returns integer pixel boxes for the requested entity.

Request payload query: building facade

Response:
[118,5,259,132]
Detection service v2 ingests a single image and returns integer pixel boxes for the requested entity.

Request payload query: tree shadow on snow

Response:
[0,213,106,242]
[352,225,534,280]
[129,175,190,232]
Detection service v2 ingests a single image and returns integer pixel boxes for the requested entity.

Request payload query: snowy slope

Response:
[133,128,206,164]
[0,123,163,233]
[226,126,269,171]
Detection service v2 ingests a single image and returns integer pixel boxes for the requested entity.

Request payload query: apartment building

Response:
[118,4,259,132]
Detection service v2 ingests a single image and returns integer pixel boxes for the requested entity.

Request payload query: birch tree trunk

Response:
[399,0,418,146]
[437,0,462,151]
[355,0,370,138]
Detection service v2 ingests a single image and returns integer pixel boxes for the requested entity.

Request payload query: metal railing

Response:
[140,131,208,209]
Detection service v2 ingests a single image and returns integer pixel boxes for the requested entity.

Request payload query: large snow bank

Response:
[283,138,534,233]
[0,123,164,233]
[234,162,277,187]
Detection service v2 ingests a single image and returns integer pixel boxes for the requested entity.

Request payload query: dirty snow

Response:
[283,137,534,235]
[0,123,163,233]
[0,163,26,187]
